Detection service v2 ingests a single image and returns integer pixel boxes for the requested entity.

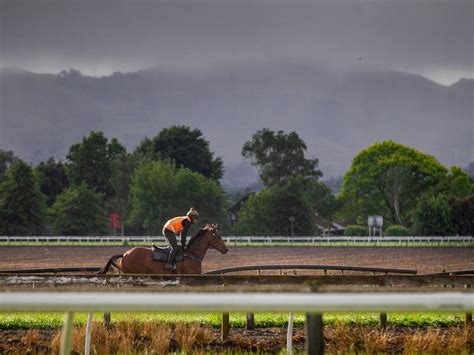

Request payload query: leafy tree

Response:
[242,129,322,187]
[0,149,18,183]
[136,125,223,181]
[450,194,474,236]
[36,158,69,206]
[107,152,135,225]
[411,194,454,236]
[128,160,228,234]
[339,141,447,226]
[0,160,47,235]
[49,183,108,235]
[101,137,137,225]
[408,166,472,236]
[108,137,127,159]
[66,132,126,198]
[437,166,473,198]
[307,181,339,221]
[233,178,316,236]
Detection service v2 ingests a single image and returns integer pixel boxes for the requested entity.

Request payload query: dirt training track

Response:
[0,246,473,274]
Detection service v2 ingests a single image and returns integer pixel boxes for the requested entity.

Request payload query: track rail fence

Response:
[0,235,472,243]
[204,264,417,275]
[0,291,472,355]
[0,264,418,275]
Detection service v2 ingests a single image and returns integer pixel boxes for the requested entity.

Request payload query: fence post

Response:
[60,312,74,355]
[306,313,324,355]
[103,312,111,328]
[85,312,93,355]
[287,312,295,355]
[379,312,387,328]
[466,284,472,328]
[306,284,324,355]
[246,312,255,330]
[221,313,229,340]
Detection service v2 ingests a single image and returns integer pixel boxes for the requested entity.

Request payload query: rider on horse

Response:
[163,208,200,270]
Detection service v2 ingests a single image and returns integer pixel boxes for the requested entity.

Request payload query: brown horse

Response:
[98,224,228,274]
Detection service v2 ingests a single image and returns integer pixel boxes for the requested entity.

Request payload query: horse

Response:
[98,224,228,274]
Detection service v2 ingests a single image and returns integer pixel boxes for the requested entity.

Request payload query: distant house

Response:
[227,194,252,226]
[314,215,346,235]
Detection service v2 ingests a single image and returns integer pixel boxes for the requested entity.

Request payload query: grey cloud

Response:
[1,0,472,78]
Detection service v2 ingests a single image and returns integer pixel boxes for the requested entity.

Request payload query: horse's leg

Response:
[115,257,124,274]
[178,259,202,274]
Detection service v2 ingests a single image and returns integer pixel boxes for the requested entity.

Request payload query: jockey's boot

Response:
[165,248,178,270]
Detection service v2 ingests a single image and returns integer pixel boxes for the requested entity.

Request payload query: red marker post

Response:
[109,211,122,237]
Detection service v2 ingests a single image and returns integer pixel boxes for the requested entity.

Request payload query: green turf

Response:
[0,312,465,330]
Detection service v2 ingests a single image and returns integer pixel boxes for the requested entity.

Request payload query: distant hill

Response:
[221,161,259,191]
[1,63,472,183]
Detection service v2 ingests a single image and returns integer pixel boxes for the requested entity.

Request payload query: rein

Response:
[183,253,202,262]
[183,225,215,263]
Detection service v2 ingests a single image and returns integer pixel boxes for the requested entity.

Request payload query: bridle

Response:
[183,226,223,263]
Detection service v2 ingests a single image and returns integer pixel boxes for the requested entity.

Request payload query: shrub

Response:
[385,224,410,236]
[344,225,369,236]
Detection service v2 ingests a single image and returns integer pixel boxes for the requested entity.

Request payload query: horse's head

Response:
[205,224,228,254]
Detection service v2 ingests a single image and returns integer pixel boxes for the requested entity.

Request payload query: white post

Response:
[287,312,294,354]
[85,312,94,355]
[60,312,74,355]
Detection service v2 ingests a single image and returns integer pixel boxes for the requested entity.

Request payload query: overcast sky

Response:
[1,0,473,84]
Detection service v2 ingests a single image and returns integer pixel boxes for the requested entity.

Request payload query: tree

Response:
[307,180,339,221]
[49,183,108,235]
[128,160,228,235]
[339,141,447,226]
[107,152,135,225]
[0,149,18,183]
[408,166,472,236]
[36,158,69,206]
[0,160,47,235]
[66,132,126,198]
[437,166,473,198]
[242,129,322,187]
[411,194,454,236]
[450,194,474,236]
[136,125,224,181]
[233,178,316,236]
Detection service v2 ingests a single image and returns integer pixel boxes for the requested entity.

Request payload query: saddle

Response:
[151,245,184,263]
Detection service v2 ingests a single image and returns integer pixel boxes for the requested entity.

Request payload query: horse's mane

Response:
[186,224,215,249]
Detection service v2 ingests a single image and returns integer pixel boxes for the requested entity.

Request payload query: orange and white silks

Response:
[164,216,191,234]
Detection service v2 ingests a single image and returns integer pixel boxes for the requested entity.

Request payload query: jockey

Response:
[162,208,200,270]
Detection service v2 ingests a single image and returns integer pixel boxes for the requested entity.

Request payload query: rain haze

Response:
[1,0,473,185]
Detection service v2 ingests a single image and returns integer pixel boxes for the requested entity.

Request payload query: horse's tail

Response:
[97,254,123,275]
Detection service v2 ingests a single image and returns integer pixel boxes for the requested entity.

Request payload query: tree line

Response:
[0,126,472,236]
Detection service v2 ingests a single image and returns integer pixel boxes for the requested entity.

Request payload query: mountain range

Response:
[0,63,472,188]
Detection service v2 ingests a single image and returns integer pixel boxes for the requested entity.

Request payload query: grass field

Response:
[0,312,466,330]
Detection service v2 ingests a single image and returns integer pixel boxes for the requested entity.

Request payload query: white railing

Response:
[1,291,472,354]
[224,236,473,243]
[0,235,472,243]
[1,291,472,313]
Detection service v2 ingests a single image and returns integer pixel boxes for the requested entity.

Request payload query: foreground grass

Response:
[3,321,473,354]
[0,312,466,330]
